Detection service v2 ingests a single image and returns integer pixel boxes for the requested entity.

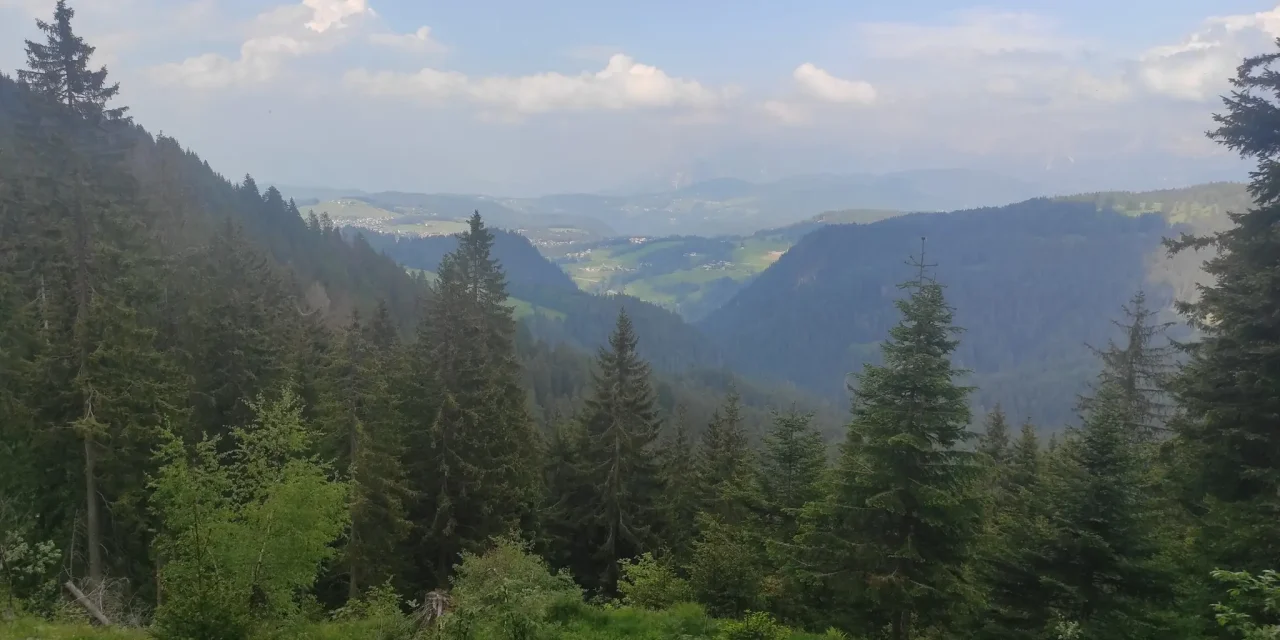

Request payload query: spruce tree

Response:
[1079,291,1174,442]
[403,212,541,588]
[699,389,752,519]
[1166,44,1280,573]
[576,309,664,593]
[978,404,1011,466]
[1040,382,1173,639]
[20,0,127,120]
[327,312,411,599]
[657,405,702,562]
[757,408,826,544]
[795,249,981,639]
[1009,420,1041,490]
[975,421,1052,640]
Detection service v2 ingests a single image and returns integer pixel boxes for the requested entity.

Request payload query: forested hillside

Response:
[701,200,1181,427]
[10,4,1280,640]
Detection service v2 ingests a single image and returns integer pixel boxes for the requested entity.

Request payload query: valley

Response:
[7,2,1280,639]
[318,181,1248,429]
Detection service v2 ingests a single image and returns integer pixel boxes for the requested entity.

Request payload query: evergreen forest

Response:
[7,3,1280,640]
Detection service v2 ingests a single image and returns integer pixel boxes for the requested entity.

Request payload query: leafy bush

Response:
[440,535,581,640]
[329,581,414,640]
[618,553,693,610]
[148,390,350,640]
[0,531,61,617]
[1212,569,1280,639]
[717,611,790,640]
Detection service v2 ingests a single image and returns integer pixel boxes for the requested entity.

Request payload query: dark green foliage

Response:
[19,0,126,121]
[756,410,826,546]
[1078,290,1174,442]
[572,309,665,593]
[979,404,1012,466]
[700,390,753,519]
[1038,381,1174,639]
[795,257,981,639]
[701,202,1177,427]
[403,213,542,588]
[325,312,412,598]
[657,407,703,562]
[1166,43,1280,575]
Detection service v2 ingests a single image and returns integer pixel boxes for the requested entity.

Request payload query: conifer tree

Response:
[757,408,826,544]
[1009,420,1041,490]
[1166,44,1280,573]
[796,247,981,639]
[657,405,702,562]
[20,0,126,120]
[541,420,591,578]
[404,212,541,588]
[699,389,752,519]
[975,421,1052,640]
[978,404,1011,466]
[576,309,664,593]
[327,312,411,599]
[1040,382,1173,639]
[1079,291,1174,442]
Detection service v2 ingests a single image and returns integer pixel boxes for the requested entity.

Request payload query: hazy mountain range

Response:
[280,168,1044,238]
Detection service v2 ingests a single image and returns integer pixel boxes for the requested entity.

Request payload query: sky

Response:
[0,0,1273,196]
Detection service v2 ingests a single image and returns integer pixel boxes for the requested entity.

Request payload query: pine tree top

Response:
[19,0,127,121]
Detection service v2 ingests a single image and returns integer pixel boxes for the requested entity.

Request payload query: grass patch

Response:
[0,618,147,640]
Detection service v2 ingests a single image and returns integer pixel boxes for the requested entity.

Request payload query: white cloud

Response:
[792,63,877,105]
[149,0,372,89]
[1137,7,1280,101]
[302,0,370,33]
[345,54,732,113]
[152,35,313,89]
[858,10,1085,59]
[369,26,448,54]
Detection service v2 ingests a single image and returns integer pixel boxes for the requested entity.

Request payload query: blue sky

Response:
[0,0,1272,195]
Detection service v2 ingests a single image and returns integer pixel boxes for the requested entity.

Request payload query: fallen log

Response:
[64,581,111,626]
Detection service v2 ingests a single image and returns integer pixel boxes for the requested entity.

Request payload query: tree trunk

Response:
[84,435,102,586]
[74,168,101,587]
[348,418,360,601]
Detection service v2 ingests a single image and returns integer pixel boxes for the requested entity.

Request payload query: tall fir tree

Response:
[575,309,664,593]
[974,419,1052,640]
[699,389,752,520]
[321,311,411,600]
[757,408,826,545]
[1040,381,1174,639]
[403,212,541,588]
[1166,42,1280,574]
[19,0,126,120]
[656,405,702,562]
[978,404,1012,466]
[795,248,982,640]
[1079,291,1174,443]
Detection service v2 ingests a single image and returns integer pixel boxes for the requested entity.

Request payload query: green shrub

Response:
[618,553,693,610]
[148,391,350,640]
[440,535,581,640]
[717,611,790,640]
[0,531,61,617]
[329,581,414,640]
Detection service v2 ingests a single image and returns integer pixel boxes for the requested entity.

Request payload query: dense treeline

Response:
[702,200,1178,427]
[8,4,1280,640]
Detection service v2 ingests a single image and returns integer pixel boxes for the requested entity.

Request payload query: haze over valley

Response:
[8,1,1280,639]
